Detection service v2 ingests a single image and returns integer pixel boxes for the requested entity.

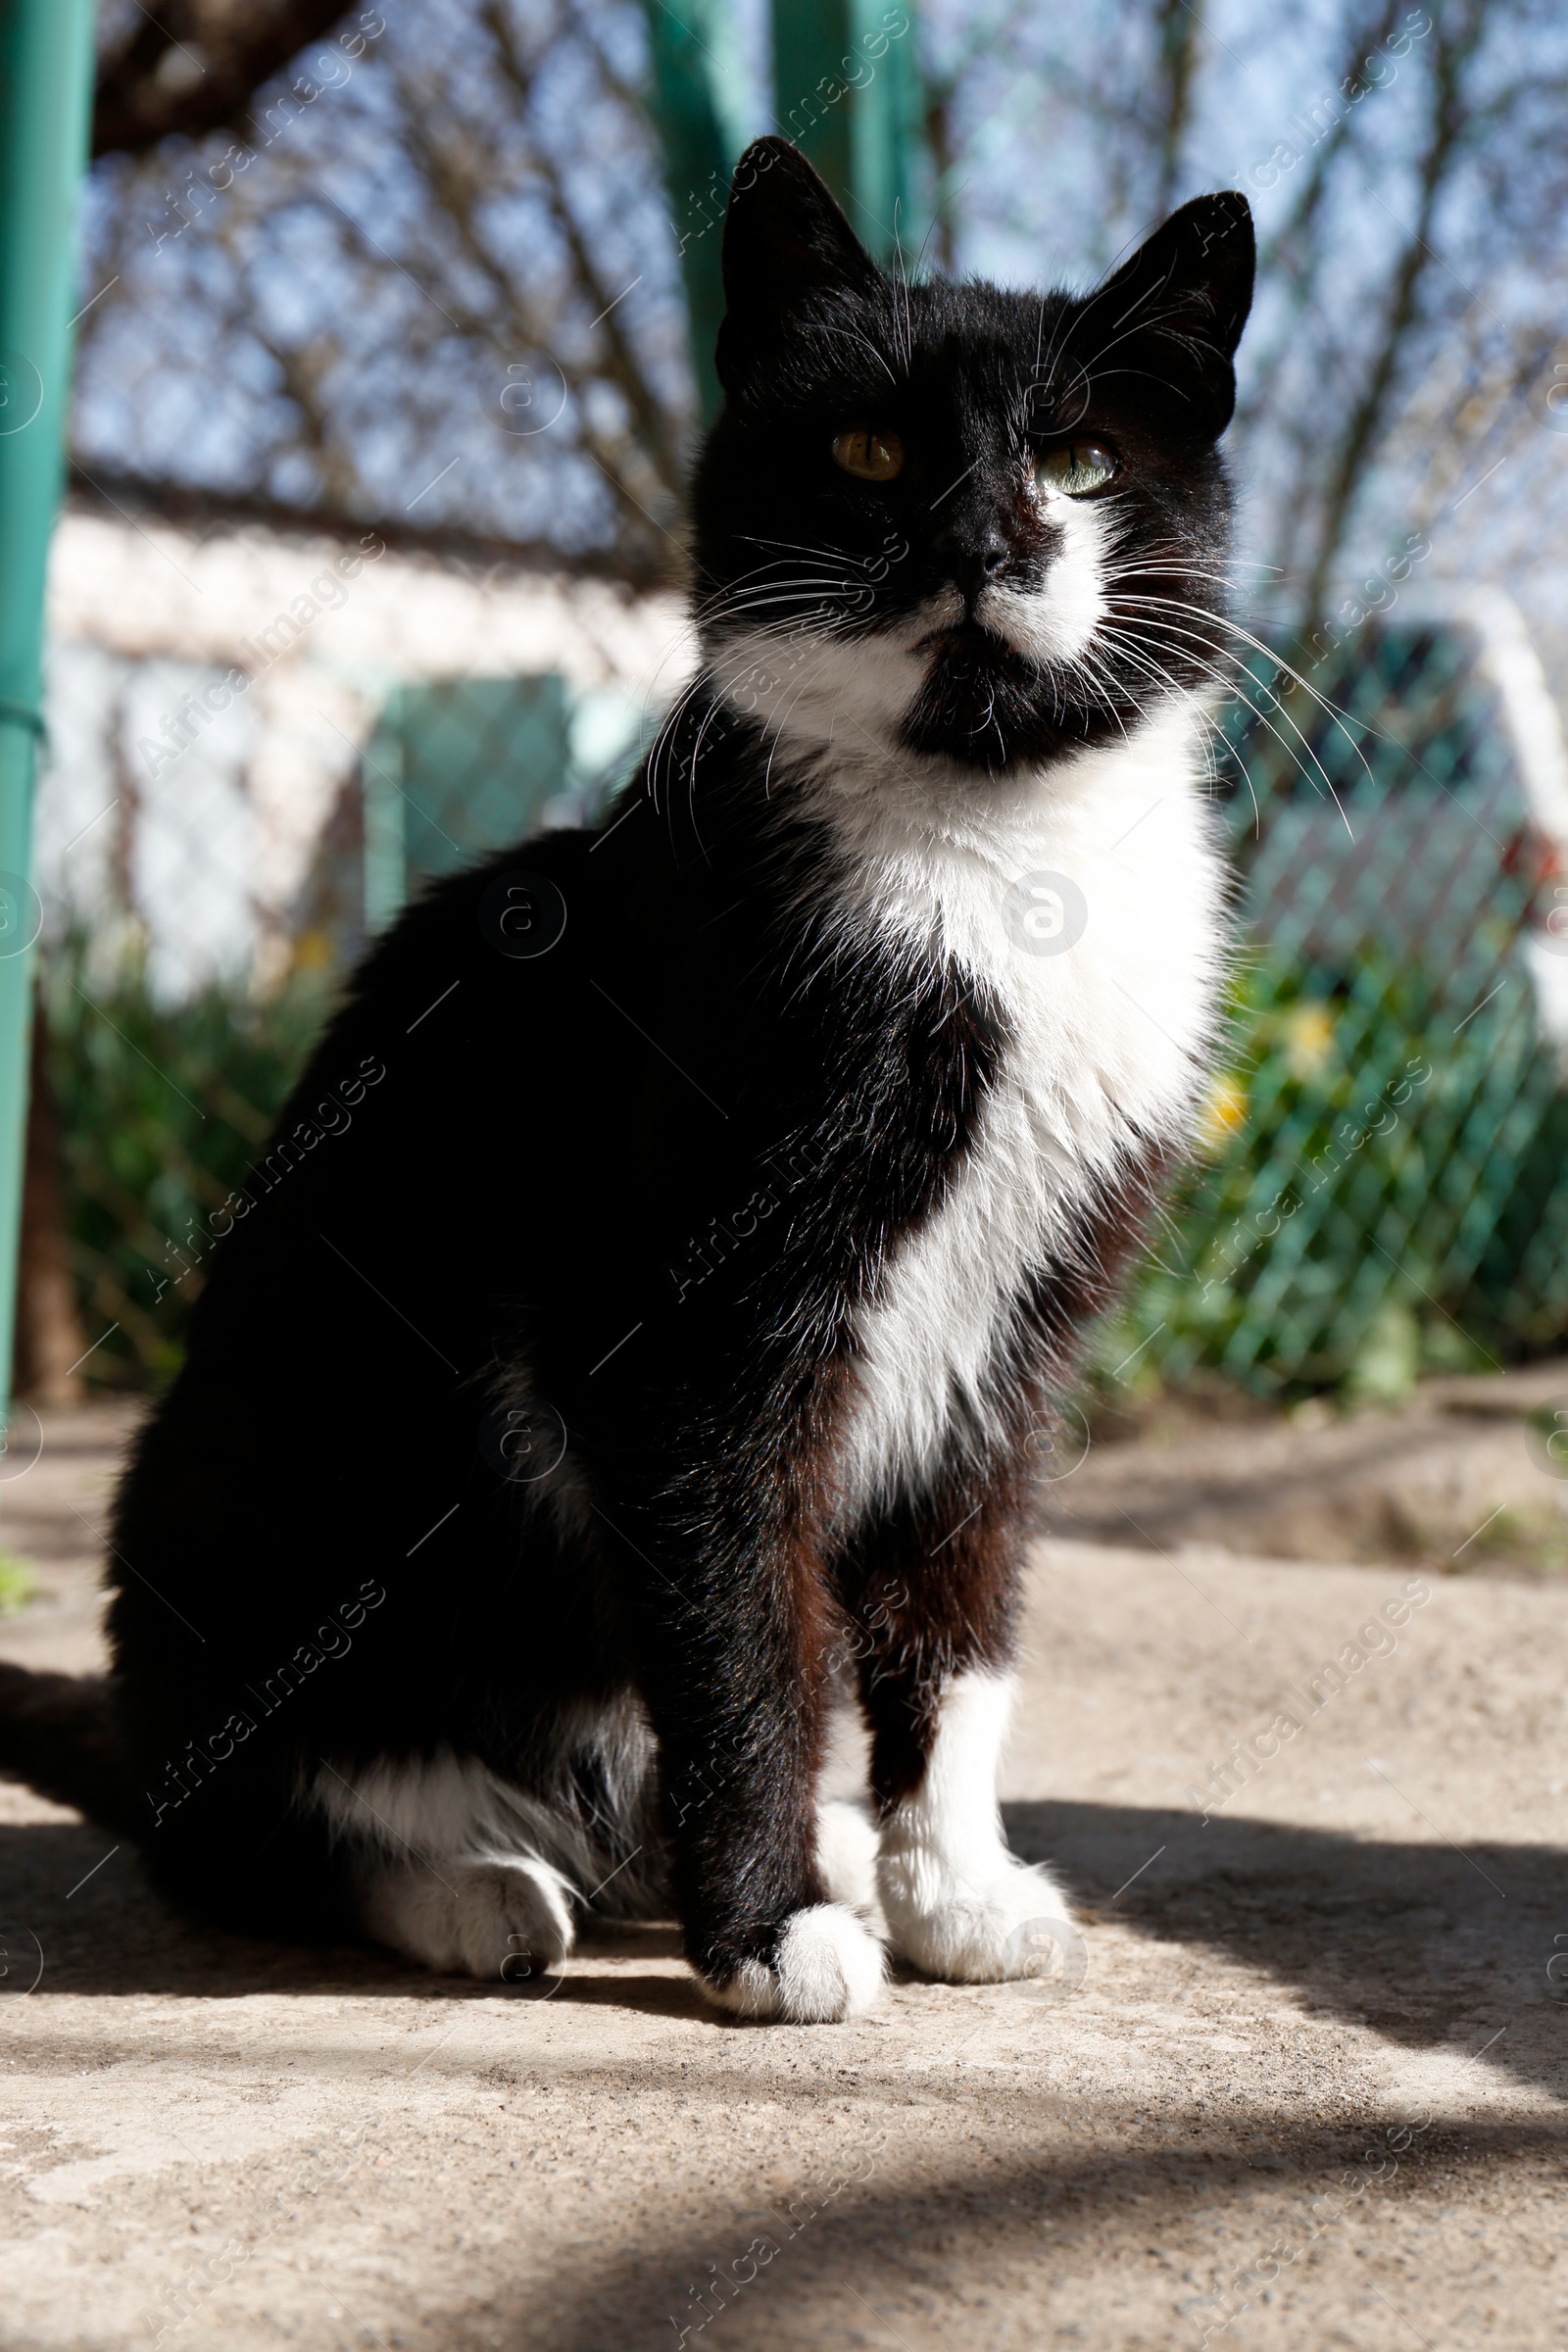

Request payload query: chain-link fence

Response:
[1094,596,1568,1399]
[362,675,641,924]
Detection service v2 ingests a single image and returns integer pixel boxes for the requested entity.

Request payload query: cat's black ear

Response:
[1071,191,1254,440]
[716,136,880,389]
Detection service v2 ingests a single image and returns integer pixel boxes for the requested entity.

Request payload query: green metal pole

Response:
[641,0,751,426]
[773,0,854,214]
[0,0,98,1424]
[773,0,925,266]
[363,688,408,934]
[847,0,925,262]
[642,4,928,420]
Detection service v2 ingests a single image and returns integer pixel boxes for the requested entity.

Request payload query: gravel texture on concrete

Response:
[0,1401,1565,2350]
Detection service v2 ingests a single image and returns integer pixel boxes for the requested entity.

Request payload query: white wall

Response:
[40,510,695,997]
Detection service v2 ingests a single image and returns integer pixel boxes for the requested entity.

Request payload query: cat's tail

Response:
[0,1663,135,1835]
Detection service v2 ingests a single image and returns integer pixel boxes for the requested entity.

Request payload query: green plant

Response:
[40,934,332,1386]
[1090,936,1559,1399]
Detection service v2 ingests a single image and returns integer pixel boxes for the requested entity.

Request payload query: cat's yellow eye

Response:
[832,425,905,482]
[1034,440,1117,498]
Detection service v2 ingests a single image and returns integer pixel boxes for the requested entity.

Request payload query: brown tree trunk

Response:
[12,998,88,1408]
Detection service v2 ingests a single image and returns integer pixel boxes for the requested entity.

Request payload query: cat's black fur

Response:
[18,142,1252,2016]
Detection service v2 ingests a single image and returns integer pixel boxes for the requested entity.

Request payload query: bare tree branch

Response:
[1152,0,1202,218]
[381,97,672,547]
[1295,1,1490,621]
[1235,0,1405,439]
[92,0,361,160]
[477,0,685,495]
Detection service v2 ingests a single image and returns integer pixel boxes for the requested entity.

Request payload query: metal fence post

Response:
[641,0,751,425]
[363,685,408,935]
[773,0,924,267]
[0,0,98,1424]
[643,3,927,420]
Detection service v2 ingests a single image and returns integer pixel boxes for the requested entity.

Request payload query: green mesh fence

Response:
[1095,622,1568,1398]
[363,676,573,926]
[35,628,1568,1397]
[363,675,641,927]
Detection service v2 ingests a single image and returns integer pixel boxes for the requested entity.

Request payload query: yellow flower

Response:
[1196,1075,1249,1155]
[1283,1002,1335,1081]
[292,927,335,974]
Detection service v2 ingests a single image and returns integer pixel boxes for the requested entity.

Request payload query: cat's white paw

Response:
[702,1903,887,2023]
[878,1848,1074,1984]
[356,1853,575,1981]
[817,1798,883,1919]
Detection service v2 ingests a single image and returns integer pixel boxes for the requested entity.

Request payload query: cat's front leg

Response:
[875,1663,1074,1982]
[850,1495,1074,1983]
[629,1517,886,2025]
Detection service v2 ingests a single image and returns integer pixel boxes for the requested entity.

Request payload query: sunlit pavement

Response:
[1,1410,1565,2350]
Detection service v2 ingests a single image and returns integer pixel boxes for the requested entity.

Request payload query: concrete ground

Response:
[1,1395,1566,2350]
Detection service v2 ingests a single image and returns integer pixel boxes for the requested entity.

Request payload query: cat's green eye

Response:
[1034,440,1117,498]
[832,425,905,482]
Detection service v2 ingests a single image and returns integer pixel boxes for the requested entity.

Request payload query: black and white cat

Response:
[65,141,1251,2022]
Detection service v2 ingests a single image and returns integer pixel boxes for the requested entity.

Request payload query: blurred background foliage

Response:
[39,940,330,1384]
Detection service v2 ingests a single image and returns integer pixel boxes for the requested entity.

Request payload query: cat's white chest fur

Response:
[806,701,1227,1513]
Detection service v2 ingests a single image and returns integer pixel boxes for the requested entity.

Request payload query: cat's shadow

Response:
[1004,1794,1568,2106]
[1,1807,1565,2099]
[0,1821,710,2013]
